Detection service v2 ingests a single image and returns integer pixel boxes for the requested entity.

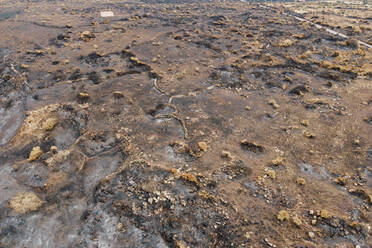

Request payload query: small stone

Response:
[244,232,250,239]
[266,169,276,179]
[278,39,294,47]
[304,131,315,138]
[240,140,264,153]
[271,157,284,166]
[353,139,360,145]
[245,106,251,111]
[21,64,29,69]
[113,91,124,98]
[43,117,57,131]
[334,177,346,186]
[80,31,95,41]
[198,141,208,152]
[296,177,306,185]
[292,216,302,226]
[50,146,57,152]
[9,192,43,214]
[300,119,309,126]
[221,150,232,159]
[263,238,276,247]
[277,210,289,222]
[268,99,279,109]
[66,23,72,28]
[27,146,43,162]
[308,231,315,239]
[309,210,314,215]
[320,210,330,219]
[311,219,317,225]
[77,92,90,101]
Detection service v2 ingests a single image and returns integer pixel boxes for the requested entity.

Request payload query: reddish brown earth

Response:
[0,1,371,247]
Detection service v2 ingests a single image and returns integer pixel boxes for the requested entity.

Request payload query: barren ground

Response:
[0,0,371,247]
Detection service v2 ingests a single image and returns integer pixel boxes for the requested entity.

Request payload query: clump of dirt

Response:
[8,192,44,214]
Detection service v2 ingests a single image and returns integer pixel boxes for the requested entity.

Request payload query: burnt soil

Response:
[0,0,371,247]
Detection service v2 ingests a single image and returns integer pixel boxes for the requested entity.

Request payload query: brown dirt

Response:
[0,0,371,247]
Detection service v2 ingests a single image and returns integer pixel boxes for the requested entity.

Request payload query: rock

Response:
[180,173,200,187]
[245,106,251,111]
[240,140,264,153]
[268,99,279,109]
[9,192,44,214]
[198,141,208,152]
[304,131,315,138]
[77,92,90,101]
[80,31,95,41]
[333,176,346,186]
[296,177,306,185]
[263,238,276,247]
[113,91,124,98]
[292,216,302,226]
[300,119,309,126]
[270,157,284,166]
[221,150,232,159]
[289,85,309,95]
[50,146,57,152]
[320,210,330,219]
[43,117,57,131]
[278,39,295,47]
[175,240,190,248]
[308,231,315,239]
[21,64,29,69]
[277,210,289,221]
[27,146,43,162]
[266,169,276,179]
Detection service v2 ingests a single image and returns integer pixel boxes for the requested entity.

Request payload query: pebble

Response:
[292,216,302,226]
[78,92,90,101]
[268,99,279,109]
[113,91,124,98]
[43,117,57,131]
[300,119,309,126]
[308,231,315,239]
[27,146,43,162]
[221,150,232,159]
[21,64,29,69]
[80,31,95,41]
[198,141,208,152]
[320,210,330,219]
[266,169,276,179]
[296,177,306,185]
[304,131,315,138]
[277,210,289,222]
